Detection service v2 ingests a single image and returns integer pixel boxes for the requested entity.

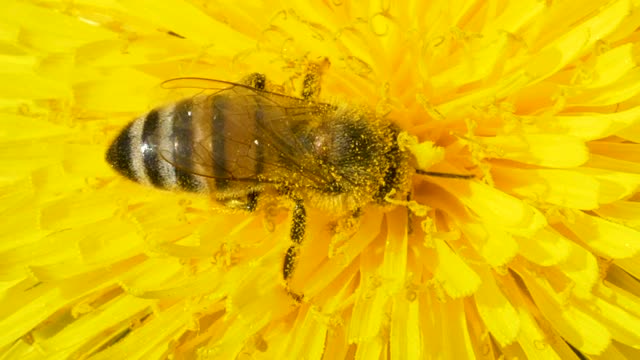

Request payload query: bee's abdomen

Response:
[140,110,164,187]
[106,100,206,192]
[170,100,207,192]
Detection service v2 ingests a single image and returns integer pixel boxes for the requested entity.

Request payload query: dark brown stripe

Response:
[212,97,228,190]
[254,102,265,177]
[142,110,163,187]
[172,100,201,192]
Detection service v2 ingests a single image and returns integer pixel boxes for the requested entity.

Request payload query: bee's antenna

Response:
[415,169,475,179]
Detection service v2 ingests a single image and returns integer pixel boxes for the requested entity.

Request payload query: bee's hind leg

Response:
[217,191,260,212]
[283,198,306,302]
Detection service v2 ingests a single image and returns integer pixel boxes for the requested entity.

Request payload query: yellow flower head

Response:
[2,0,640,359]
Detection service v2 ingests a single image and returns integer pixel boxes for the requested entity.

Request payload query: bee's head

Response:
[308,112,392,194]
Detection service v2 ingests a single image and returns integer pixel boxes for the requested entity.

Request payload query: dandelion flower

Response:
[2,0,640,359]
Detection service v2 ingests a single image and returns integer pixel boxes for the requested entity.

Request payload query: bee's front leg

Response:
[301,58,330,100]
[242,73,267,91]
[283,198,306,301]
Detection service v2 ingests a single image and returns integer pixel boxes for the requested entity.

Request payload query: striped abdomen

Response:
[106,94,268,196]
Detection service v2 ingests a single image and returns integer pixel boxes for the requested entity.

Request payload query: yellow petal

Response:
[589,142,640,163]
[465,300,501,360]
[63,144,119,178]
[568,68,640,106]
[518,267,610,355]
[381,207,408,292]
[585,154,640,178]
[390,294,421,360]
[615,256,640,280]
[586,43,636,88]
[213,288,292,359]
[474,268,520,346]
[481,0,545,34]
[32,295,152,359]
[520,105,640,141]
[0,261,140,350]
[593,344,634,360]
[0,18,20,49]
[0,113,71,142]
[398,133,444,171]
[279,306,328,360]
[594,342,640,360]
[605,266,640,307]
[133,266,229,300]
[40,192,120,230]
[348,244,388,343]
[596,200,640,233]
[0,72,72,99]
[30,165,86,203]
[621,121,640,143]
[322,313,349,360]
[477,134,588,168]
[1,227,82,280]
[612,343,640,359]
[562,210,640,259]
[77,35,199,68]
[119,258,184,297]
[579,166,640,204]
[431,32,511,89]
[441,179,547,237]
[460,223,518,267]
[577,294,640,348]
[516,227,571,266]
[435,0,631,117]
[1,1,116,52]
[493,166,601,210]
[420,294,476,359]
[304,210,383,298]
[0,182,41,254]
[0,281,63,349]
[501,273,573,360]
[521,0,629,82]
[74,68,160,112]
[120,0,253,52]
[89,303,189,360]
[554,241,599,296]
[433,238,481,298]
[355,337,384,360]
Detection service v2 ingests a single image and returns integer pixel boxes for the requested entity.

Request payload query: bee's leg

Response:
[242,73,267,91]
[406,193,414,235]
[217,191,260,212]
[244,190,260,212]
[283,198,306,301]
[301,58,330,100]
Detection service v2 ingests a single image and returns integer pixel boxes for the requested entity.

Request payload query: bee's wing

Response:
[154,78,331,187]
[161,77,304,102]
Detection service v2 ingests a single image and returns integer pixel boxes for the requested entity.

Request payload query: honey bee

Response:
[106,67,472,298]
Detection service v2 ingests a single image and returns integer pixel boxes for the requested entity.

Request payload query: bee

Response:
[105,66,472,299]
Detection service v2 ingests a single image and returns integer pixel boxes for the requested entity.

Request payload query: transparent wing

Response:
[153,78,333,187]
